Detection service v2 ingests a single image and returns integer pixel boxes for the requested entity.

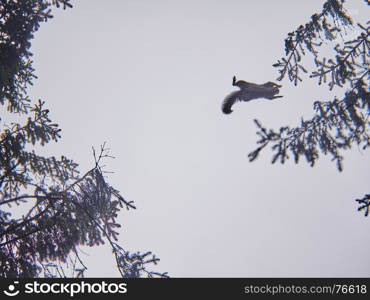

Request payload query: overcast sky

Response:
[27,0,370,277]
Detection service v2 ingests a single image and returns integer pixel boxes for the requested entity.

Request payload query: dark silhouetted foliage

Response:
[0,0,167,278]
[248,0,369,216]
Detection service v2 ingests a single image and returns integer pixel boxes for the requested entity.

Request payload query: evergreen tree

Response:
[0,0,167,278]
[248,0,370,215]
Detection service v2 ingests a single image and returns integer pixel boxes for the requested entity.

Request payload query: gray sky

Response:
[27,0,369,277]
